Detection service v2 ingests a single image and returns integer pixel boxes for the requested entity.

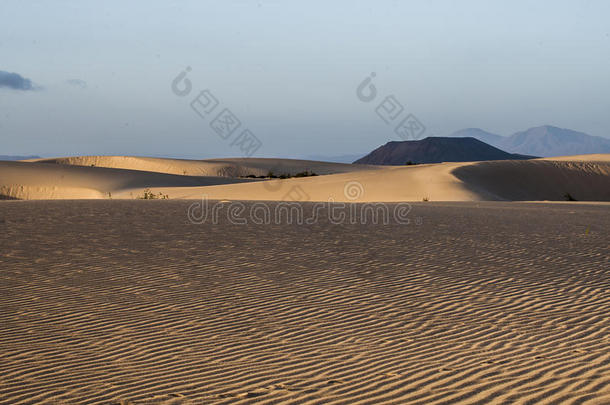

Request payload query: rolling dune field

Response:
[2,155,610,202]
[1,200,609,404]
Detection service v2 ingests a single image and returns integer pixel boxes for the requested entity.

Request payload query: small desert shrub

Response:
[422,196,429,202]
[405,160,417,165]
[139,189,169,200]
[564,192,577,201]
[294,170,318,177]
[244,170,318,180]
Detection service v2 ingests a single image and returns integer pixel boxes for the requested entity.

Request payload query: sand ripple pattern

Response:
[0,201,609,404]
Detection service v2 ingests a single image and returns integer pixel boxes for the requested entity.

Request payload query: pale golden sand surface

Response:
[1,200,609,404]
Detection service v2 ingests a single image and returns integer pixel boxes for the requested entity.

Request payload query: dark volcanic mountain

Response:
[354,137,535,165]
[449,128,505,148]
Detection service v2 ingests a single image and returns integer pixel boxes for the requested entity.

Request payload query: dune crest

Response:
[29,156,374,177]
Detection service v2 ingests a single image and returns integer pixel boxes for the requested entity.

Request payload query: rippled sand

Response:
[1,201,609,404]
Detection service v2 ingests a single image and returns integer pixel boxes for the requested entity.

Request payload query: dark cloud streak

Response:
[0,70,35,90]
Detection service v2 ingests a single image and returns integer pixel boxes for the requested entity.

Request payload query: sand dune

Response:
[144,162,482,202]
[0,161,253,200]
[0,200,608,404]
[120,158,610,202]
[2,154,610,201]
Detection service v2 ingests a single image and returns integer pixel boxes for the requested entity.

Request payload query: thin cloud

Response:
[66,79,87,89]
[0,70,35,91]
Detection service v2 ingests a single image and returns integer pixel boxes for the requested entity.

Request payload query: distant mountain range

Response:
[354,137,535,165]
[447,126,610,157]
[0,155,41,161]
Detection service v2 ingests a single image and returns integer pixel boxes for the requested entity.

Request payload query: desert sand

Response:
[0,200,609,404]
[1,154,609,202]
[1,154,609,403]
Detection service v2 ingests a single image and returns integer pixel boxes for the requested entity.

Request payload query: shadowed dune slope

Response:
[452,159,610,201]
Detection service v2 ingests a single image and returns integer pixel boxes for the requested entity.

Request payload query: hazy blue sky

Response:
[1,0,609,158]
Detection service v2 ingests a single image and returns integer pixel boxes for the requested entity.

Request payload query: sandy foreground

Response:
[1,154,609,201]
[1,200,609,404]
